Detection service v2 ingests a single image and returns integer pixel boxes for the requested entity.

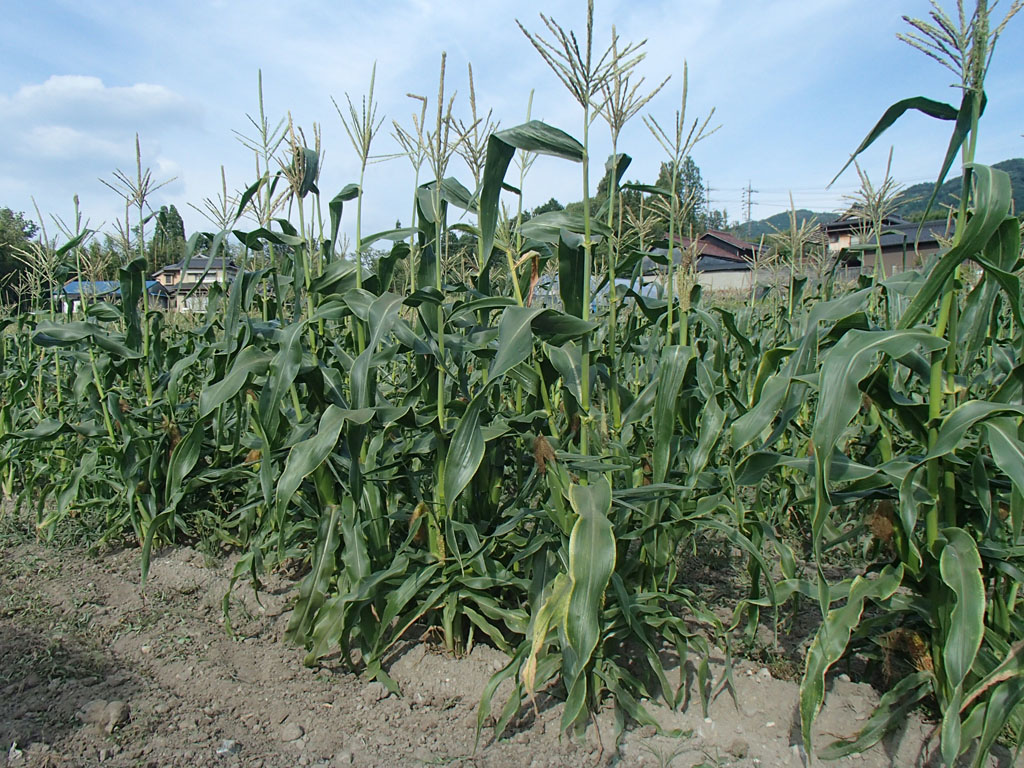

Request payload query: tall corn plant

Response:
[643,71,716,348]
[786,1,1024,763]
[518,1,644,455]
[335,63,385,338]
[468,9,754,741]
[391,94,429,294]
[597,29,668,432]
[5,2,1023,762]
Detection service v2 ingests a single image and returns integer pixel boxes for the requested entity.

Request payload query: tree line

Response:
[539,155,731,236]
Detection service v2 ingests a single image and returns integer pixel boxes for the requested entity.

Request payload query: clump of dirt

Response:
[0,538,1013,767]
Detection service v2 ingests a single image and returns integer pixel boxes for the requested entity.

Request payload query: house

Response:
[692,254,755,292]
[821,215,953,277]
[593,277,663,307]
[643,229,762,292]
[822,214,907,253]
[528,275,661,311]
[56,280,169,314]
[151,257,238,312]
[679,229,761,262]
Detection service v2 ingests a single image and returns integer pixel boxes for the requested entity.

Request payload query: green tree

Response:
[0,208,39,301]
[654,156,706,235]
[558,158,728,241]
[148,204,186,272]
[705,207,729,231]
[532,197,564,216]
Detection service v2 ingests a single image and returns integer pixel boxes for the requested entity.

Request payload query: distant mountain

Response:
[731,209,839,241]
[726,159,1023,242]
[895,158,1024,220]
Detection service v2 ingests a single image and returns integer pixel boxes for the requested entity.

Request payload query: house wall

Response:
[859,250,928,277]
[695,270,752,292]
[827,233,853,252]
[155,266,232,312]
[173,288,211,312]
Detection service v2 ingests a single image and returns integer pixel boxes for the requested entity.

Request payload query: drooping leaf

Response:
[479,121,584,278]
[199,346,272,418]
[275,406,348,523]
[898,165,1013,330]
[328,183,360,256]
[985,418,1024,538]
[830,96,960,185]
[545,341,585,410]
[819,672,932,759]
[520,210,613,244]
[652,345,691,484]
[297,146,320,197]
[557,230,586,319]
[489,306,544,381]
[522,573,571,701]
[811,330,945,559]
[286,502,342,641]
[938,527,986,764]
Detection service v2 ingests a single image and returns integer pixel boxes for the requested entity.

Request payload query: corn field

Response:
[2,2,1024,764]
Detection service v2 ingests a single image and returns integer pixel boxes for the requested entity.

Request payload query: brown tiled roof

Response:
[674,230,758,263]
[704,229,759,253]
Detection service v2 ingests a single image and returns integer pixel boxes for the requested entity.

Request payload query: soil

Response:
[0,535,1016,768]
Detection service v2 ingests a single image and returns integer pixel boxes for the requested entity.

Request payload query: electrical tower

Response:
[741,180,758,237]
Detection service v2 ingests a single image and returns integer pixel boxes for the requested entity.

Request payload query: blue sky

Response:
[2,0,1022,246]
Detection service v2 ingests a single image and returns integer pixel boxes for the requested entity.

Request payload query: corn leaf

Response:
[478,121,584,280]
[275,405,348,523]
[898,164,1013,330]
[562,477,616,732]
[443,393,487,510]
[652,345,691,484]
[830,96,959,185]
[286,502,343,642]
[819,671,932,759]
[490,306,544,381]
[799,564,904,756]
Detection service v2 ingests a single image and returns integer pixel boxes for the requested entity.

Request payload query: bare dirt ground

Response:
[0,533,1015,768]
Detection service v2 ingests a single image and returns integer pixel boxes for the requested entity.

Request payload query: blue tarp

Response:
[57,280,166,298]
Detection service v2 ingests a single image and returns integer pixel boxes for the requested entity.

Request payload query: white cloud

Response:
[0,75,200,175]
[19,125,123,161]
[3,75,198,129]
[0,74,198,228]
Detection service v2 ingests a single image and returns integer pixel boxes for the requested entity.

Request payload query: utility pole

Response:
[741,180,758,238]
[705,182,713,229]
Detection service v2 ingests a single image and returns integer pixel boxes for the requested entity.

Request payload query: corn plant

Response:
[0,2,1021,765]
[782,1,1024,763]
